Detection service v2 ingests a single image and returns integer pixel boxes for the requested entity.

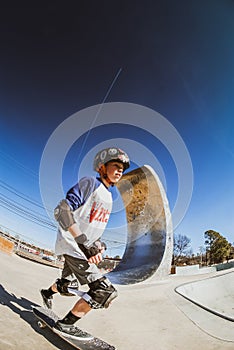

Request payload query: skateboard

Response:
[32,306,116,350]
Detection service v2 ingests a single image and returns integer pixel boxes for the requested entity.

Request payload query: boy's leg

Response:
[40,287,56,309]
[40,257,72,308]
[56,256,117,324]
[53,255,100,339]
[56,255,102,323]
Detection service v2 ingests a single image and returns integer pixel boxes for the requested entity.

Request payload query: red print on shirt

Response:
[89,202,110,223]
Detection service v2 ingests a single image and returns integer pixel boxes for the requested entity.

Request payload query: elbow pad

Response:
[54,199,75,231]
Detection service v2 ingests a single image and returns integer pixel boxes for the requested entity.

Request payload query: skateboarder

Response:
[40,147,130,339]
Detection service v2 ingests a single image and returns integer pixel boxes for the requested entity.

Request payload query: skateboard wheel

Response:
[38,320,46,329]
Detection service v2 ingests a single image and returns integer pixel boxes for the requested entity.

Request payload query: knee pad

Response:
[83,277,118,309]
[56,278,77,296]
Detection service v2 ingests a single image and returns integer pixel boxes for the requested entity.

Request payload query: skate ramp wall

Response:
[108,165,173,285]
[175,271,234,321]
[175,265,216,275]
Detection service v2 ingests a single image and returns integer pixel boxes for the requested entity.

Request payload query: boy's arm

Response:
[69,223,104,264]
[54,177,95,233]
[54,199,105,263]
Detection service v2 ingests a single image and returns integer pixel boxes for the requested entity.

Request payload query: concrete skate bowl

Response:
[108,165,173,285]
[175,271,234,321]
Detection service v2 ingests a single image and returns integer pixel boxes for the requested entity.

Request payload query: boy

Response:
[40,147,130,340]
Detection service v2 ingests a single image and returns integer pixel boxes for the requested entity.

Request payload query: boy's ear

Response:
[99,164,107,177]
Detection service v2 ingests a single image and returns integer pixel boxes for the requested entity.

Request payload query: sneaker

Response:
[54,321,94,341]
[40,289,53,309]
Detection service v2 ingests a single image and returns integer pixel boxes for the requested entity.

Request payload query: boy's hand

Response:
[88,241,107,264]
[74,237,107,262]
[88,252,103,264]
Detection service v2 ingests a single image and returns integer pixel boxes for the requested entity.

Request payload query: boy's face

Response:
[105,161,124,184]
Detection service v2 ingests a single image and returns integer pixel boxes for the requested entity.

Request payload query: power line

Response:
[0,150,39,179]
[0,224,53,248]
[76,67,122,164]
[0,191,126,245]
[0,178,127,245]
[0,180,53,213]
[0,193,51,220]
[0,200,56,230]
[0,177,56,230]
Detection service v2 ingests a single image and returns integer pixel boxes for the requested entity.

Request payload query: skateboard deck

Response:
[32,306,116,350]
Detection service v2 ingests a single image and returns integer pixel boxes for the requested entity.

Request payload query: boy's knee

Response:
[83,277,118,309]
[56,278,75,296]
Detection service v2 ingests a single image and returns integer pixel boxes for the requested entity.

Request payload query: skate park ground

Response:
[0,250,234,350]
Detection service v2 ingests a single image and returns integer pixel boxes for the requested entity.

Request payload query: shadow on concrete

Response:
[0,284,75,350]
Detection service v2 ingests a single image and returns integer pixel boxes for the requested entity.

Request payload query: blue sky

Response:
[1,1,234,257]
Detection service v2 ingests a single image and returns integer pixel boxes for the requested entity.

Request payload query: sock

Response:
[60,311,81,325]
[43,287,56,298]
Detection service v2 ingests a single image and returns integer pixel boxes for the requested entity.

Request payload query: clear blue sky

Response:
[1,1,234,257]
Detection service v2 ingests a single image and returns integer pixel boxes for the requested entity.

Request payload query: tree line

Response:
[173,229,234,266]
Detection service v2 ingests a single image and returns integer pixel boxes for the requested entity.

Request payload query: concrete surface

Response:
[175,271,234,322]
[1,250,234,350]
[175,264,216,275]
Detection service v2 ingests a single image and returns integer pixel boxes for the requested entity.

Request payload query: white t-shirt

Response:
[55,177,113,259]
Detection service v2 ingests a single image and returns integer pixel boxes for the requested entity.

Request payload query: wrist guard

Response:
[75,238,106,259]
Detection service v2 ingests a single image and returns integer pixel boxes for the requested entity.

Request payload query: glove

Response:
[75,236,106,259]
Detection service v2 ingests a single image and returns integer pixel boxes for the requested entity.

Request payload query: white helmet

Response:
[93,147,130,172]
